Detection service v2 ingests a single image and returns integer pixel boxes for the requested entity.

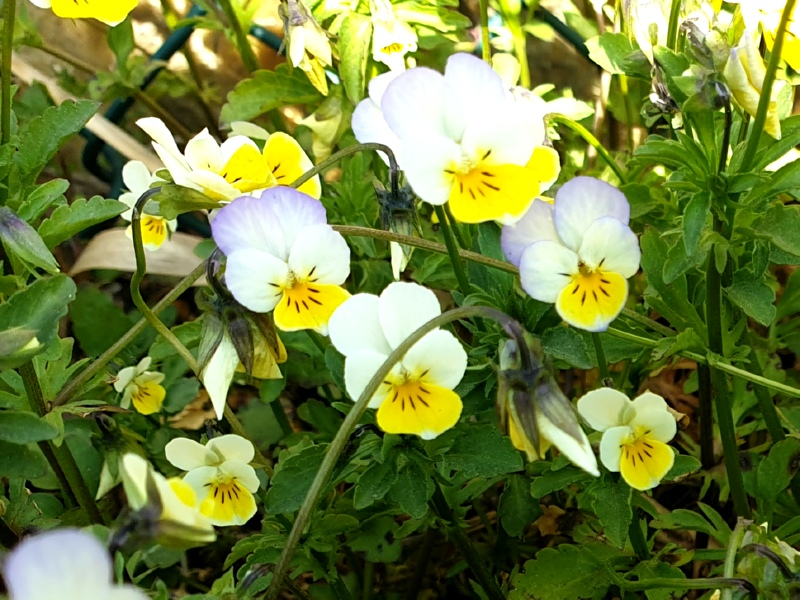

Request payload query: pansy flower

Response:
[119,161,176,251]
[730,0,800,71]
[328,282,467,439]
[211,187,351,335]
[2,528,147,600]
[120,453,216,547]
[165,435,260,527]
[352,53,559,224]
[137,118,321,201]
[577,389,677,491]
[370,0,418,72]
[27,0,137,25]
[501,177,640,332]
[114,357,166,415]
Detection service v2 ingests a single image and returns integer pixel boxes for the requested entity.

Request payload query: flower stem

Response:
[443,203,468,249]
[746,348,784,445]
[290,143,399,195]
[53,261,206,407]
[738,0,798,173]
[264,305,516,600]
[217,0,259,73]
[430,482,504,600]
[627,510,650,560]
[479,0,491,63]
[547,115,627,183]
[697,364,715,469]
[433,205,472,297]
[0,0,16,205]
[666,0,682,51]
[591,332,612,386]
[20,362,107,524]
[723,518,750,600]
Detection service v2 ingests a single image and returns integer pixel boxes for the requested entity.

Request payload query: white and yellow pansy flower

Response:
[328,282,467,439]
[120,453,216,547]
[27,0,137,25]
[577,389,677,490]
[730,0,800,71]
[501,177,640,332]
[114,357,166,415]
[211,187,351,335]
[165,435,260,527]
[119,160,176,251]
[137,117,321,201]
[370,0,418,72]
[2,528,147,600]
[723,28,785,140]
[352,53,559,224]
[280,0,333,95]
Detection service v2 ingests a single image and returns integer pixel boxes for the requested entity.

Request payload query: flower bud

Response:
[279,0,333,95]
[369,0,418,72]
[377,185,418,280]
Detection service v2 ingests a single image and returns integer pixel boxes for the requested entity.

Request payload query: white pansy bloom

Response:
[113,356,166,415]
[165,435,260,527]
[119,160,176,251]
[2,528,147,600]
[577,389,677,490]
[328,282,467,439]
[370,0,418,72]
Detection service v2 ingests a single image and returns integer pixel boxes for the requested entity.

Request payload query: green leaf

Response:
[338,13,372,105]
[726,273,776,326]
[499,474,541,537]
[541,326,594,369]
[0,275,76,369]
[38,196,126,249]
[0,410,59,444]
[108,16,135,76]
[509,545,612,600]
[756,203,800,259]
[324,346,346,394]
[390,460,433,519]
[777,267,800,320]
[15,100,99,186]
[531,465,593,498]
[586,475,632,548]
[17,179,69,222]
[0,441,48,479]
[347,515,403,563]
[442,424,523,478]
[220,65,322,124]
[651,508,729,545]
[265,444,326,514]
[758,437,800,518]
[630,560,687,600]
[683,192,710,256]
[585,32,636,75]
[663,454,702,481]
[151,185,222,220]
[0,206,59,273]
[354,451,399,509]
[70,286,134,357]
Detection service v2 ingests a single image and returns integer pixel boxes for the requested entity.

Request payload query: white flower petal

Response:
[184,129,223,172]
[288,225,351,285]
[402,329,466,391]
[577,388,633,432]
[208,434,255,464]
[136,356,153,373]
[351,98,403,167]
[328,293,392,358]
[201,332,241,419]
[368,70,403,104]
[185,170,239,200]
[261,187,329,259]
[114,365,137,392]
[553,177,630,252]
[229,122,271,140]
[344,349,392,408]
[378,282,442,349]
[631,407,677,444]
[122,161,153,196]
[224,249,289,313]
[518,241,579,303]
[381,67,455,141]
[3,529,116,600]
[183,465,220,494]
[578,217,641,277]
[538,411,599,476]
[136,117,192,184]
[631,391,669,414]
[501,199,558,267]
[108,587,149,600]
[599,425,630,472]
[165,438,214,471]
[401,135,460,205]
[219,459,260,492]
[461,105,535,166]
[443,53,507,122]
[218,136,260,163]
[212,195,289,258]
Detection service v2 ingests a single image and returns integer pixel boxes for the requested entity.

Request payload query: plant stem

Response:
[430,483,504,600]
[479,0,491,63]
[53,261,206,407]
[443,203,468,249]
[270,399,293,439]
[723,518,750,600]
[217,0,259,73]
[738,0,798,173]
[290,143,399,194]
[591,332,611,385]
[666,0,681,51]
[405,528,434,600]
[20,362,106,524]
[746,348,785,444]
[697,364,715,470]
[0,0,15,205]
[433,205,472,297]
[627,511,650,560]
[264,305,515,600]
[362,560,374,600]
[547,114,627,183]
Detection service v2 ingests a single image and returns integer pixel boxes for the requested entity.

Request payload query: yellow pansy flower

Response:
[119,161,176,251]
[113,357,166,415]
[27,0,137,26]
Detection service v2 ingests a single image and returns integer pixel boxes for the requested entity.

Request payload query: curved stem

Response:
[433,205,472,296]
[130,188,199,374]
[264,305,515,600]
[738,0,798,173]
[218,0,259,73]
[547,115,627,183]
[53,261,206,407]
[290,143,399,195]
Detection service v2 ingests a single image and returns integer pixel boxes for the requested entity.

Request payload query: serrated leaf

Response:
[499,474,541,537]
[531,465,593,498]
[38,196,126,249]
[339,13,372,105]
[0,410,59,444]
[0,206,59,273]
[587,475,632,548]
[663,454,702,481]
[391,460,433,519]
[683,192,710,256]
[541,326,594,369]
[265,444,326,514]
[442,424,522,478]
[15,100,100,186]
[509,545,611,600]
[585,32,636,74]
[756,203,800,258]
[0,441,48,479]
[69,287,134,357]
[151,185,223,220]
[17,179,69,222]
[220,65,322,124]
[758,437,800,520]
[354,451,399,509]
[726,274,776,326]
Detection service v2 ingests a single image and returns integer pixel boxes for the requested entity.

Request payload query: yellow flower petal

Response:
[619,437,674,491]
[273,282,350,334]
[140,215,169,250]
[220,144,273,194]
[555,270,627,332]
[447,163,539,224]
[198,479,257,526]
[263,132,321,199]
[132,380,165,415]
[376,381,462,439]
[508,413,550,461]
[49,0,137,24]
[526,146,561,191]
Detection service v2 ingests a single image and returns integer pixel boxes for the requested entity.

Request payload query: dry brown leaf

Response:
[534,504,566,536]
[168,390,216,430]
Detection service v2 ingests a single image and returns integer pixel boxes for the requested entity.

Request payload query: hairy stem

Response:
[433,205,472,297]
[723,519,750,600]
[217,0,259,73]
[547,115,627,183]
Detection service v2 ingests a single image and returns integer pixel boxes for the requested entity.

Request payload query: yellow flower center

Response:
[555,264,627,331]
[618,427,674,491]
[131,380,166,415]
[199,475,257,526]
[141,215,169,249]
[272,270,350,333]
[382,42,406,54]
